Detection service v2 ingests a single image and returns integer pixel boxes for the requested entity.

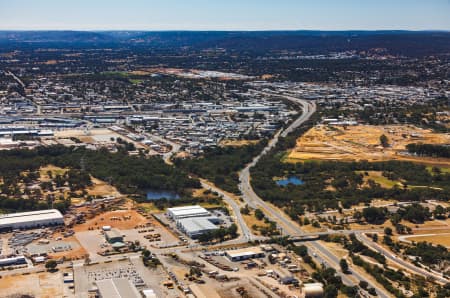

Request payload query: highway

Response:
[238,92,391,298]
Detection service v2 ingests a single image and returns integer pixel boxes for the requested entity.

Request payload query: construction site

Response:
[287,124,450,166]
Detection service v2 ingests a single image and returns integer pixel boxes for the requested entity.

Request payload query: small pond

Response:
[276,177,304,186]
[146,189,180,200]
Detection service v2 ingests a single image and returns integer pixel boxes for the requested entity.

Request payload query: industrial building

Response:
[105,229,124,244]
[0,256,27,267]
[303,283,324,298]
[167,205,211,220]
[96,278,141,298]
[176,216,220,239]
[226,247,265,262]
[0,209,64,231]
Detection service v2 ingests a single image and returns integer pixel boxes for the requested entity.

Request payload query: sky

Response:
[0,0,449,31]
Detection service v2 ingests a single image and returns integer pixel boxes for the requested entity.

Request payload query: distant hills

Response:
[0,30,449,56]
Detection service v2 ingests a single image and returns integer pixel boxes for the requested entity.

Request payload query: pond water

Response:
[146,189,180,200]
[276,177,304,186]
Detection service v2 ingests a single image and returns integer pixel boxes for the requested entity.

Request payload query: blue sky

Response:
[0,0,449,31]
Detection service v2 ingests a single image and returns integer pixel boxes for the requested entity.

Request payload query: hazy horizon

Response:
[0,0,449,31]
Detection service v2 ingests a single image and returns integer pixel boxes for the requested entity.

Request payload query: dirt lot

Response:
[73,209,149,232]
[219,140,259,147]
[87,177,121,197]
[0,271,68,298]
[287,124,450,165]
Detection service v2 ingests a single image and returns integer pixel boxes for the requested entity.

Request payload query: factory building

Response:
[104,229,124,244]
[96,278,141,298]
[167,205,211,220]
[0,209,64,231]
[176,216,220,239]
[0,256,27,267]
[226,247,265,262]
[303,283,324,298]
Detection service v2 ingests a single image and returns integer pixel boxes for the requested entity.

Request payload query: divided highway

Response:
[238,92,391,298]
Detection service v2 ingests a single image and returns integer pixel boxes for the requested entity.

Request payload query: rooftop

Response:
[177,217,218,233]
[168,205,210,217]
[96,278,141,298]
[0,209,63,226]
[226,246,264,258]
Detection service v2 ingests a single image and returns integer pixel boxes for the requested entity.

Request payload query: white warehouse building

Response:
[167,205,211,220]
[0,209,64,231]
[176,216,221,239]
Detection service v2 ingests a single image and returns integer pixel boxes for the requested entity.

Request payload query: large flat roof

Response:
[226,246,264,258]
[168,205,210,217]
[0,209,63,226]
[178,217,218,233]
[96,278,141,298]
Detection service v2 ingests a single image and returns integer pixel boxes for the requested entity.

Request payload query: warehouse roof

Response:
[226,247,264,259]
[105,229,123,239]
[96,278,141,298]
[0,209,63,226]
[177,217,218,234]
[168,205,210,218]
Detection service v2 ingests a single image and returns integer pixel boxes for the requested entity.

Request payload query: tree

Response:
[240,204,250,215]
[384,227,393,236]
[340,258,349,273]
[359,280,369,289]
[362,207,387,224]
[45,260,58,272]
[372,233,378,242]
[434,205,446,219]
[380,134,389,148]
[254,208,265,220]
[323,284,338,298]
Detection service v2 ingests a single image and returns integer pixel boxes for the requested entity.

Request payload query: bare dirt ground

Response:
[0,271,65,298]
[73,209,149,232]
[87,177,121,197]
[287,124,450,166]
[219,140,259,147]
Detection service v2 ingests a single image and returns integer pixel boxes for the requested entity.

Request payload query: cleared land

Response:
[287,124,450,165]
[219,139,259,147]
[73,209,149,232]
[400,233,450,248]
[0,271,66,298]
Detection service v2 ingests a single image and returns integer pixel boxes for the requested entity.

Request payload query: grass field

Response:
[357,171,403,188]
[404,233,450,247]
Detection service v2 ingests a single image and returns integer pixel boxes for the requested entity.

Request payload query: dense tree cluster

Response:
[0,145,199,212]
[175,141,267,194]
[407,143,450,158]
[197,224,238,243]
[405,242,450,266]
[252,158,450,216]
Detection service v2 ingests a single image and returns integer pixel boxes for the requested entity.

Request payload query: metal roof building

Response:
[226,246,265,262]
[176,216,219,239]
[0,209,64,230]
[167,205,210,220]
[96,278,141,298]
[105,228,124,244]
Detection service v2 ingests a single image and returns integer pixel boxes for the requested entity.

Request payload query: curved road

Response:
[238,92,391,298]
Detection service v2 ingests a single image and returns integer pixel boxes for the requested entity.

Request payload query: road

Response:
[239,91,316,210]
[238,92,391,298]
[199,179,268,244]
[143,132,181,164]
